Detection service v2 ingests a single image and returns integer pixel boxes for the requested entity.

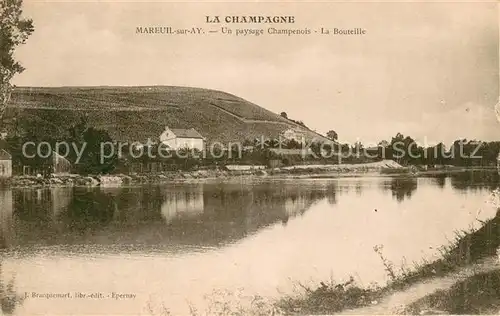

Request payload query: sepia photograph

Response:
[0,0,499,315]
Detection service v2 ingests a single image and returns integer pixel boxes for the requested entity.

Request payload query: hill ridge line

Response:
[207,101,293,126]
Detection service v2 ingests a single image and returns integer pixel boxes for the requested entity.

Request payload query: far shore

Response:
[1,163,497,189]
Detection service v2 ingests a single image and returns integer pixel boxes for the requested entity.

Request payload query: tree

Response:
[67,123,118,175]
[0,0,34,122]
[378,140,389,147]
[79,127,118,174]
[280,112,288,119]
[326,130,338,141]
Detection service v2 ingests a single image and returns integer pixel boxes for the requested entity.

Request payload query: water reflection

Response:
[0,260,24,315]
[161,186,204,224]
[379,177,418,202]
[0,181,338,249]
[0,174,498,315]
[0,190,13,249]
[429,174,447,188]
[60,189,116,232]
[1,175,495,251]
[450,171,499,191]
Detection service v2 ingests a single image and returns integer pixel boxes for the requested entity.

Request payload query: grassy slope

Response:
[3,86,329,144]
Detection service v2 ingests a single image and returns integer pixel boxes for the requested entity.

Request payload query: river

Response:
[1,172,499,315]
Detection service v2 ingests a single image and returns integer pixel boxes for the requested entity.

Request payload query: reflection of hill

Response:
[6,182,336,247]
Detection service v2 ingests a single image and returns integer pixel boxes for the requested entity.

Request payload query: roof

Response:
[0,149,12,160]
[53,151,71,163]
[170,128,204,139]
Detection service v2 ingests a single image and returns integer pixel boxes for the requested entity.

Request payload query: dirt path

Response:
[342,257,499,315]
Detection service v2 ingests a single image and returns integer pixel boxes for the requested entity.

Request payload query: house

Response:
[281,128,306,144]
[159,127,205,151]
[0,149,12,178]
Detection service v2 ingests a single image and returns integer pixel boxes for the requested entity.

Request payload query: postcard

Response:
[0,0,499,315]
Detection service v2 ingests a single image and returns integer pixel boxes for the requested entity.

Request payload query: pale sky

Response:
[13,0,500,145]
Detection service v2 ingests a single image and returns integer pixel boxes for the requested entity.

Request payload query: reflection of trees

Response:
[109,186,163,223]
[13,189,52,222]
[0,260,24,315]
[0,190,13,249]
[450,171,499,191]
[0,234,5,250]
[431,174,446,188]
[385,177,418,202]
[326,183,338,206]
[355,180,363,196]
[58,188,116,231]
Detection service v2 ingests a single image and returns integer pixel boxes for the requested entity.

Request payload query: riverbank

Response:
[0,164,496,188]
[274,193,500,315]
[2,161,497,188]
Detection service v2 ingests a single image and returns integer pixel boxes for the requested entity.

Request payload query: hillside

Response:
[2,86,329,145]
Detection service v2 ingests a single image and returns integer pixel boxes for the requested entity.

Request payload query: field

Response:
[3,86,329,144]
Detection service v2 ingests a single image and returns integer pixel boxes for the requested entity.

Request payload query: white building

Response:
[159,126,205,151]
[281,128,306,144]
[0,149,12,178]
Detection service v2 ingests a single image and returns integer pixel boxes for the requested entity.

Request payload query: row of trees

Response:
[250,126,500,167]
[376,133,500,167]
[4,121,500,176]
[322,132,500,167]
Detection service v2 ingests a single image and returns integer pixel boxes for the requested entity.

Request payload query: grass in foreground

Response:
[404,269,500,315]
[275,277,384,315]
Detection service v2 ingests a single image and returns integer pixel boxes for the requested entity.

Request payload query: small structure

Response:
[159,126,205,151]
[52,152,72,175]
[0,149,12,178]
[268,148,314,167]
[281,128,306,144]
